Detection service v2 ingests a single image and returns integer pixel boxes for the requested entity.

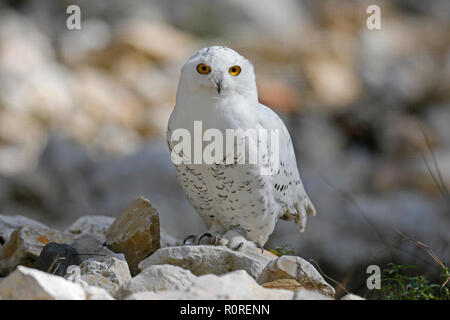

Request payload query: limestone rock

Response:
[77,256,131,295]
[64,265,86,285]
[138,245,274,280]
[105,197,160,275]
[257,255,335,297]
[341,293,365,300]
[0,226,72,276]
[194,270,293,300]
[83,284,115,300]
[66,215,115,240]
[125,270,293,300]
[293,289,333,300]
[0,265,114,300]
[68,233,125,262]
[124,290,206,300]
[262,278,303,291]
[0,215,48,246]
[115,264,196,299]
[34,242,81,276]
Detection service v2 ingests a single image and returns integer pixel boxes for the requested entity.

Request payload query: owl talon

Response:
[183,235,197,245]
[197,233,213,245]
[232,242,244,251]
[254,242,264,254]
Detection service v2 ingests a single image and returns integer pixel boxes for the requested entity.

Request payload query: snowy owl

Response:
[167,46,316,250]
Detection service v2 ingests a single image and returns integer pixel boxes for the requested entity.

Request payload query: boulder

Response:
[257,255,335,297]
[105,197,160,275]
[0,226,72,276]
[0,265,113,300]
[115,264,196,299]
[138,245,275,280]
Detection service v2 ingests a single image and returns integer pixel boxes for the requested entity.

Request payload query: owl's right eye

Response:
[196,64,211,74]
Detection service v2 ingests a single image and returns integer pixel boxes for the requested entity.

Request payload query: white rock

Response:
[83,284,115,300]
[293,289,333,300]
[77,256,131,295]
[196,270,293,300]
[115,264,196,299]
[124,288,212,300]
[138,245,274,280]
[0,214,48,245]
[63,265,114,300]
[0,265,86,300]
[257,255,335,297]
[64,265,87,286]
[340,293,365,300]
[125,270,292,300]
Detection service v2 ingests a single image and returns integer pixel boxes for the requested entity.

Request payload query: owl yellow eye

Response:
[197,64,211,74]
[229,65,241,76]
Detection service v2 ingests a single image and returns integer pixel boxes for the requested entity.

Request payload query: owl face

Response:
[179,46,257,98]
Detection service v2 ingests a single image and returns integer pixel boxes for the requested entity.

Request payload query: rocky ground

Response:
[0,198,364,300]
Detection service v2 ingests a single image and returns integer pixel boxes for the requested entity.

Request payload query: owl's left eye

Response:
[229,65,241,76]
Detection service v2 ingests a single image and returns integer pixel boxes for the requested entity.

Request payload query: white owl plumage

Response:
[167,46,315,249]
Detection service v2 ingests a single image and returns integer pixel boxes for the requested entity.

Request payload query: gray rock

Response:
[68,233,125,262]
[66,215,115,239]
[138,245,275,280]
[115,264,196,299]
[160,227,182,248]
[77,256,131,295]
[257,255,335,297]
[0,265,112,300]
[34,242,81,276]
[0,214,49,246]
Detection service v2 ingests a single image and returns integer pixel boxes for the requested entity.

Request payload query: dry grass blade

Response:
[308,258,350,295]
[395,229,446,270]
[47,256,66,274]
[419,123,450,207]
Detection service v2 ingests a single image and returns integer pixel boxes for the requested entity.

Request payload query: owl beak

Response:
[213,78,222,94]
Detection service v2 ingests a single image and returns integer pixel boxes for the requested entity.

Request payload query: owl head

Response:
[177,46,257,99]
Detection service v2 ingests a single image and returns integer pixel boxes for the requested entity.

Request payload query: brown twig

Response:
[308,258,350,295]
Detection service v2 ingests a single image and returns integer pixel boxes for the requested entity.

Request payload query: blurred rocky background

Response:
[0,0,449,296]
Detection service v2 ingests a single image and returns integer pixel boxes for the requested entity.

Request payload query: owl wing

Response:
[257,103,316,232]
